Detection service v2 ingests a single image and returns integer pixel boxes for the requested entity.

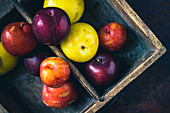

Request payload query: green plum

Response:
[0,42,18,76]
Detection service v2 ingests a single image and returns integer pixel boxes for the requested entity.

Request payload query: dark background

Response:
[0,0,169,113]
[99,0,170,113]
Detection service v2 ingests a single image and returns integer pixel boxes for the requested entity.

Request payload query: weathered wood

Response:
[0,104,8,113]
[0,0,166,113]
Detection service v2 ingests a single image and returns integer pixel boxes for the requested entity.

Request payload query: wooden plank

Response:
[0,104,8,113]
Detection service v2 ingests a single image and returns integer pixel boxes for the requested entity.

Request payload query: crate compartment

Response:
[5,59,93,113]
[72,0,150,96]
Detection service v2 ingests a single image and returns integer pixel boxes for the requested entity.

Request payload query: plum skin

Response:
[42,81,78,109]
[98,22,127,51]
[32,7,71,45]
[23,52,50,76]
[85,52,118,85]
[40,57,70,88]
[1,22,37,56]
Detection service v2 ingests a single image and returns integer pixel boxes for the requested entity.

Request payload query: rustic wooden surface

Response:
[0,0,169,113]
[0,104,8,113]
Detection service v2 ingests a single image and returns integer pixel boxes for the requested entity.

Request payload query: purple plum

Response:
[24,52,51,76]
[85,52,118,85]
[32,7,71,45]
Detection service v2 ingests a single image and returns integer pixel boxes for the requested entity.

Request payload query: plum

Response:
[32,7,71,45]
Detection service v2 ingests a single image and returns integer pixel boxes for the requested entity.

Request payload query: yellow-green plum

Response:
[60,22,99,62]
[0,42,18,76]
[43,0,84,24]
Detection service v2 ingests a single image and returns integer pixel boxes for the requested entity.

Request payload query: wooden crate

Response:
[0,0,166,113]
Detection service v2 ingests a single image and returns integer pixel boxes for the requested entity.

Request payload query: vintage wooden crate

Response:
[0,0,166,113]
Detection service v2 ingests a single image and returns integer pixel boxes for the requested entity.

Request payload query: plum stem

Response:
[96,58,102,64]
[49,12,53,16]
[20,22,24,30]
[81,46,85,49]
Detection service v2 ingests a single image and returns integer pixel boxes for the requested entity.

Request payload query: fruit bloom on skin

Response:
[1,22,37,56]
[40,57,70,88]
[24,52,51,76]
[32,7,70,45]
[85,52,118,85]
[0,42,18,76]
[43,0,84,24]
[42,81,78,109]
[98,22,127,51]
[60,22,99,62]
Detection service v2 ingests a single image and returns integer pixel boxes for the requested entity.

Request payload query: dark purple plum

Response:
[85,52,118,85]
[24,52,51,76]
[32,7,71,45]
